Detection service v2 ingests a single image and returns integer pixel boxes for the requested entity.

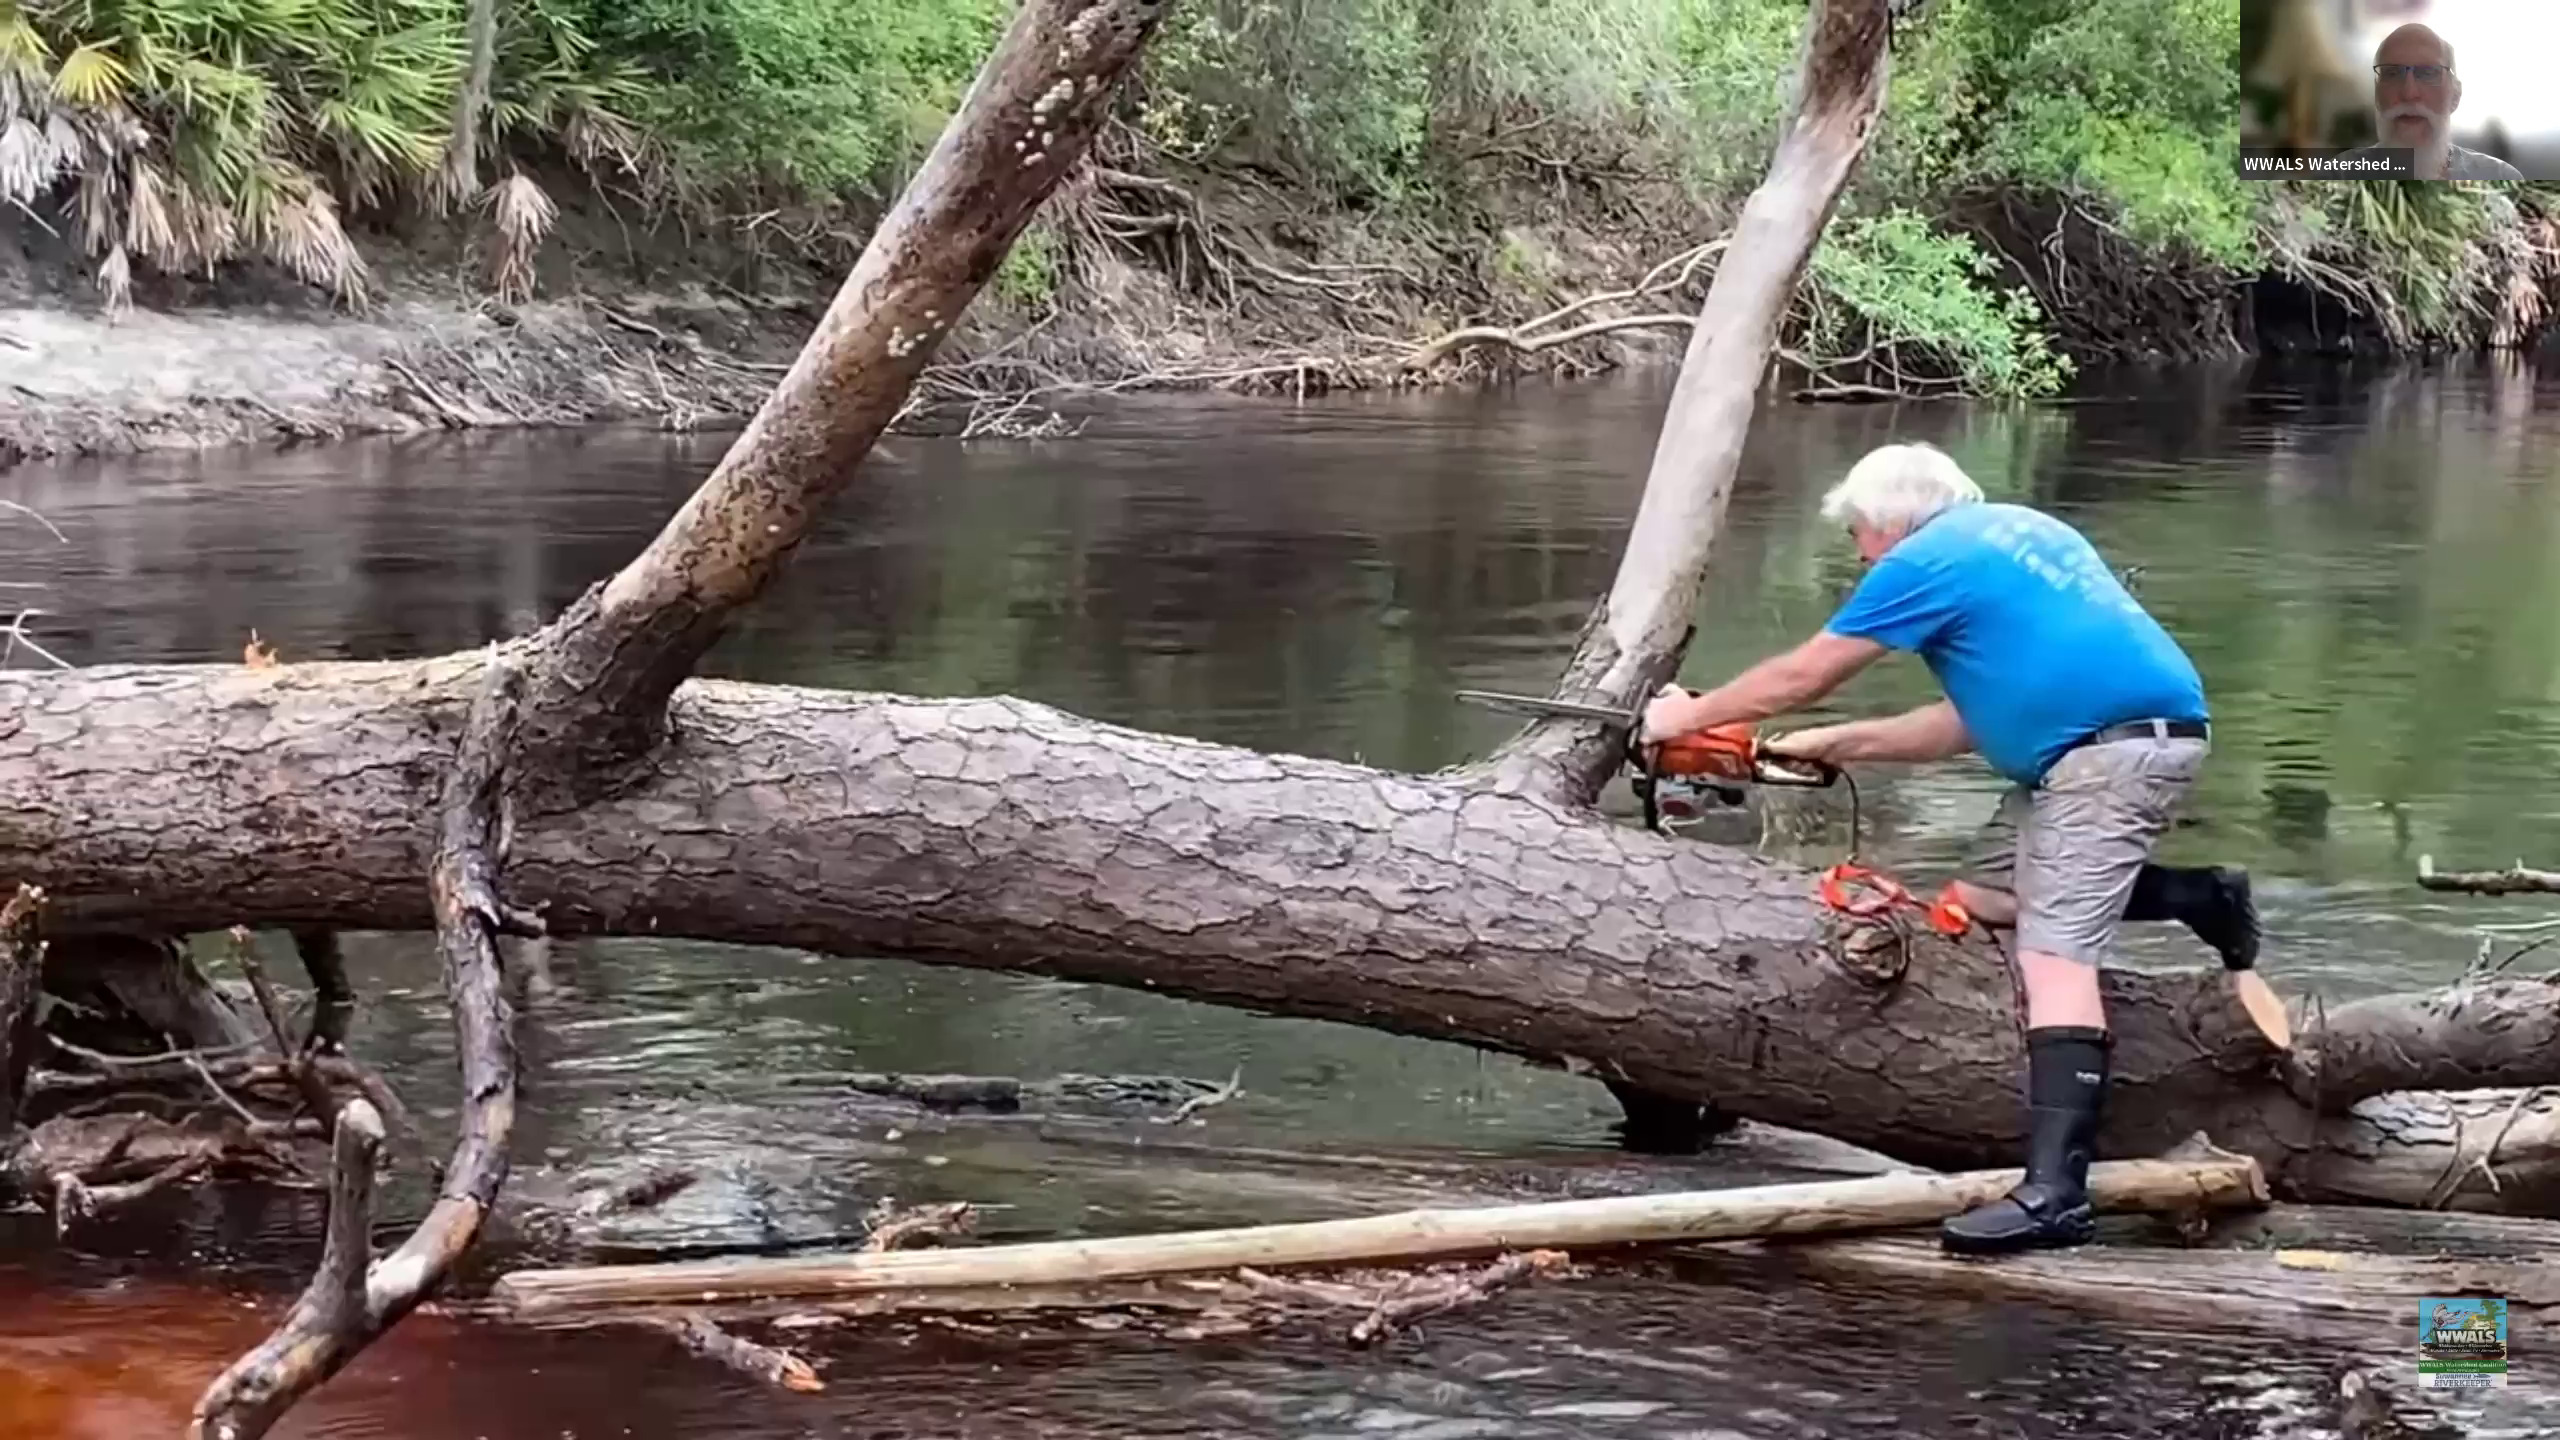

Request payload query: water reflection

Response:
[6,357,2560,1437]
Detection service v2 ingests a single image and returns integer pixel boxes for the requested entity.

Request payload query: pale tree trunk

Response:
[437,0,499,203]
[1476,0,1890,807]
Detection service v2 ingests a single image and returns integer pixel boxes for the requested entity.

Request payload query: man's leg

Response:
[2123,863,2260,972]
[1942,737,2209,1256]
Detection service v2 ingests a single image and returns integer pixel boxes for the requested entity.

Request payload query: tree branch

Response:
[190,653,529,1439]
[513,0,1177,778]
[1476,0,1894,808]
[230,929,336,1125]
[189,1100,384,1440]
[2297,978,2560,1106]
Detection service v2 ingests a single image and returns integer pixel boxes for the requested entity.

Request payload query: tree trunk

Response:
[1478,0,1891,807]
[437,0,499,203]
[8,662,2558,1211]
[514,0,1179,780]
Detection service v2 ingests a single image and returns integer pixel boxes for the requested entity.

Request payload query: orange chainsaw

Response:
[1455,689,1837,828]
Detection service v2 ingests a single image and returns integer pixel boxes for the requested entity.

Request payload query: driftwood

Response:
[489,1155,2267,1318]
[650,1313,825,1394]
[864,1199,978,1252]
[1346,1248,1569,1345]
[576,1164,701,1219]
[2418,854,2560,896]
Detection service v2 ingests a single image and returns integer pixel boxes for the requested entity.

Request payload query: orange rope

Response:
[1817,862,1973,938]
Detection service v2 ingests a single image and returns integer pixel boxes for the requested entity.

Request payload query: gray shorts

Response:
[1961,736,2208,965]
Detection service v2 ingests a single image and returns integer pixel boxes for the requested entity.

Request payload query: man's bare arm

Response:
[1640,632,1888,740]
[1767,700,1972,764]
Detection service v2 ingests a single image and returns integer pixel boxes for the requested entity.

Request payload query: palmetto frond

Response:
[49,40,127,107]
[257,168,367,303]
[0,111,69,201]
[478,166,549,300]
[0,8,52,86]
[92,239,128,311]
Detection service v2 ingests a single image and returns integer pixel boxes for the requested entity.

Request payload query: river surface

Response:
[4,360,2559,1437]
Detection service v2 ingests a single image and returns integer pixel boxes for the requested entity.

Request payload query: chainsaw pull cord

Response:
[1811,763,1977,940]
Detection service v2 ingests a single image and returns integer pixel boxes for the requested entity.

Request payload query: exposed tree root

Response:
[1400,239,1725,371]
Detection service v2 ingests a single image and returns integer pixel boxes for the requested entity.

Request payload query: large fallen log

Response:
[8,662,2557,1209]
[489,1152,2268,1318]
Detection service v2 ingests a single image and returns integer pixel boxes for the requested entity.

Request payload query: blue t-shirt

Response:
[1823,502,2206,785]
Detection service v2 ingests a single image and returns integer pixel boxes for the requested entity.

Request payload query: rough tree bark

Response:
[0,885,43,1135]
[8,664,2560,1211]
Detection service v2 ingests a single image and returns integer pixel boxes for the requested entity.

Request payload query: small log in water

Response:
[491,1155,2266,1317]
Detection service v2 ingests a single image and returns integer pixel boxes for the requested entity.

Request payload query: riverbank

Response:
[0,156,1719,465]
[8,161,2555,466]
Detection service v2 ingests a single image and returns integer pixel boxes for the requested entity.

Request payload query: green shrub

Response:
[1809,208,2074,400]
[572,0,1001,199]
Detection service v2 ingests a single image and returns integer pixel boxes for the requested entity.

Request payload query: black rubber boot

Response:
[2124,863,2259,972]
[1941,1027,2109,1256]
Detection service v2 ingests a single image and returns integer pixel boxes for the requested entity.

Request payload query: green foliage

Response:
[1,0,473,304]
[573,0,1001,198]
[1896,0,2255,268]
[2259,180,2522,345]
[992,219,1059,310]
[1809,209,2073,400]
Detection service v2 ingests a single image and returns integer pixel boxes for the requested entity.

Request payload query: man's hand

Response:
[1638,685,1700,745]
[1760,725,1846,762]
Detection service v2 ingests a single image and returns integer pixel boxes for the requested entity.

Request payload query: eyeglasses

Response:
[2374,63,2451,84]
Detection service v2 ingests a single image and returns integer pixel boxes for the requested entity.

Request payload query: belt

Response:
[2076,717,2209,750]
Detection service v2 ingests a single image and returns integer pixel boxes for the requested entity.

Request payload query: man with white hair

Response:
[1638,442,2257,1255]
[2343,23,2522,180]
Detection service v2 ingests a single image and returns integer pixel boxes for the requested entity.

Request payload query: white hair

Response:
[1819,442,1985,530]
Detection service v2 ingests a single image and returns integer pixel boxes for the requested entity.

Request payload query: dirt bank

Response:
[0,160,1706,466]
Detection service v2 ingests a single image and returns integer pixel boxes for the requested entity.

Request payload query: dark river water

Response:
[3,359,2559,1437]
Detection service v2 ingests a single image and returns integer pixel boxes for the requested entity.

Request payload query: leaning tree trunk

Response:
[1476,0,1892,808]
[8,662,2560,1213]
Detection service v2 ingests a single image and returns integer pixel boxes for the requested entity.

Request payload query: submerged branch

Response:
[650,1313,825,1393]
[189,1100,384,1440]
